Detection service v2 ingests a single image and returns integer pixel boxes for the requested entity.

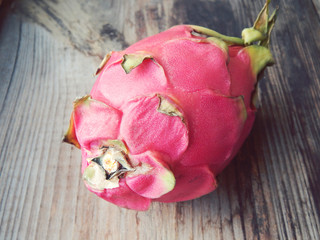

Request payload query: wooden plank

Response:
[0,0,319,239]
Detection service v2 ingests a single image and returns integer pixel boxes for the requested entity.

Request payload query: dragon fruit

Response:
[64,0,277,210]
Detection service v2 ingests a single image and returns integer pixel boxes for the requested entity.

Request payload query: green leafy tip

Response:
[241,0,278,46]
[189,0,278,47]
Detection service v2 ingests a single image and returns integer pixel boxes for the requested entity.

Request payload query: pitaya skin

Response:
[64,0,277,210]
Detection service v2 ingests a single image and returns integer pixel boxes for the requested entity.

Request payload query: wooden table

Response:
[0,0,319,239]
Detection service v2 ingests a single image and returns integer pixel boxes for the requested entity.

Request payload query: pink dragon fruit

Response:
[64,1,277,210]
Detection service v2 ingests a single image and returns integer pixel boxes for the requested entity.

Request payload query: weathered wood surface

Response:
[0,0,319,239]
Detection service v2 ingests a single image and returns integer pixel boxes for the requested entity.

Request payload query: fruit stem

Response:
[190,25,245,46]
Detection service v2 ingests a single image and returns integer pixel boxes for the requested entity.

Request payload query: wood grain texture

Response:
[0,0,319,239]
